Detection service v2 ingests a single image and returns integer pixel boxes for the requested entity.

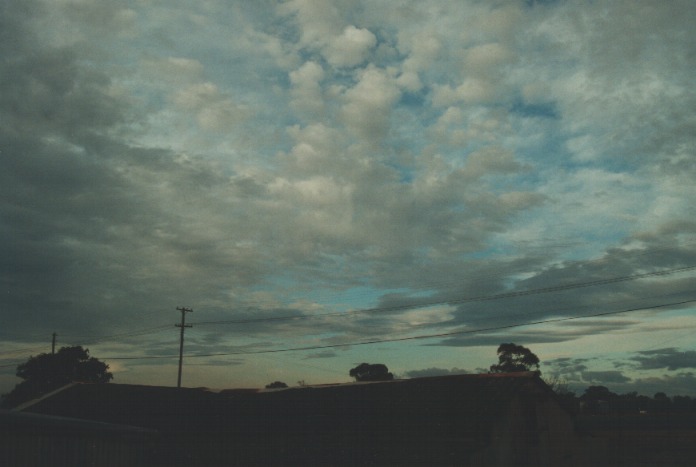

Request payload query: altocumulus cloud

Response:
[1,0,696,394]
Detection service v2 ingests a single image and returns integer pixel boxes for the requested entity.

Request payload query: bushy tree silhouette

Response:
[2,346,112,408]
[489,343,540,373]
[349,363,394,382]
[265,381,288,389]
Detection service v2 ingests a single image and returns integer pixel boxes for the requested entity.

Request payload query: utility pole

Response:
[176,307,193,388]
[52,332,57,354]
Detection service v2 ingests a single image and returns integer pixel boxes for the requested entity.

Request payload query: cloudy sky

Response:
[2,0,696,396]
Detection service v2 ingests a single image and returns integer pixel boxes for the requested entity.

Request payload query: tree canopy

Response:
[349,363,394,382]
[489,343,540,374]
[265,381,288,389]
[1,346,112,408]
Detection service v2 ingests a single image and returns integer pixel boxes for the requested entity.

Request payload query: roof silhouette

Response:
[20,372,576,465]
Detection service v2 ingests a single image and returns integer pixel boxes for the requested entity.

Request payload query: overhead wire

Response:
[1,264,694,367]
[100,297,696,361]
[206,239,696,316]
[189,265,696,326]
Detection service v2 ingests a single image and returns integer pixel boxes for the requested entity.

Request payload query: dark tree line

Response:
[7,341,685,417]
[572,385,696,415]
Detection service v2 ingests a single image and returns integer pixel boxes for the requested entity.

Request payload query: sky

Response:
[2,0,696,397]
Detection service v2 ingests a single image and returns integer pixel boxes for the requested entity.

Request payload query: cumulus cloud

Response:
[277,0,343,50]
[341,65,401,143]
[172,82,248,131]
[324,25,377,68]
[464,42,513,76]
[289,61,325,116]
[278,1,376,69]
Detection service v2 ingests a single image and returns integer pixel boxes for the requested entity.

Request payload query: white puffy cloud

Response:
[289,61,325,116]
[464,42,513,76]
[285,123,346,172]
[277,0,343,50]
[278,0,375,68]
[341,66,401,143]
[172,82,248,132]
[324,25,376,68]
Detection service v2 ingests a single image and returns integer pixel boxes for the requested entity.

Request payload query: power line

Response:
[235,240,696,311]
[101,297,696,361]
[0,266,693,369]
[0,345,51,357]
[190,265,696,326]
[61,324,174,342]
[3,265,689,363]
[186,298,696,357]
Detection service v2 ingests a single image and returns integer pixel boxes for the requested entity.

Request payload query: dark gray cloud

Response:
[582,372,696,397]
[429,318,641,348]
[545,350,696,396]
[546,357,589,374]
[0,2,261,342]
[628,372,696,397]
[581,371,631,385]
[630,348,696,371]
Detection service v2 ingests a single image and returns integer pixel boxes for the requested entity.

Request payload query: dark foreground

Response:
[3,375,696,466]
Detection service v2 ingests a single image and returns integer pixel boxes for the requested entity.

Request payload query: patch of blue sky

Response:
[399,89,428,108]
[247,268,375,312]
[382,161,415,184]
[152,19,287,94]
[389,111,432,138]
[288,277,433,314]
[303,286,410,313]
[505,124,575,184]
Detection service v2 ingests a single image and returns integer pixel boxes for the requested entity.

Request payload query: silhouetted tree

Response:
[672,395,693,413]
[652,392,671,413]
[489,343,540,373]
[616,391,639,413]
[265,381,288,389]
[1,346,112,408]
[636,394,652,413]
[349,363,394,382]
[580,385,617,414]
[581,385,616,402]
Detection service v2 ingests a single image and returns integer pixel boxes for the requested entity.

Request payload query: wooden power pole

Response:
[176,307,193,388]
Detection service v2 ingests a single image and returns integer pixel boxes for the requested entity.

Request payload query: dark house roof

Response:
[22,372,574,465]
[0,409,157,467]
[0,409,156,436]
